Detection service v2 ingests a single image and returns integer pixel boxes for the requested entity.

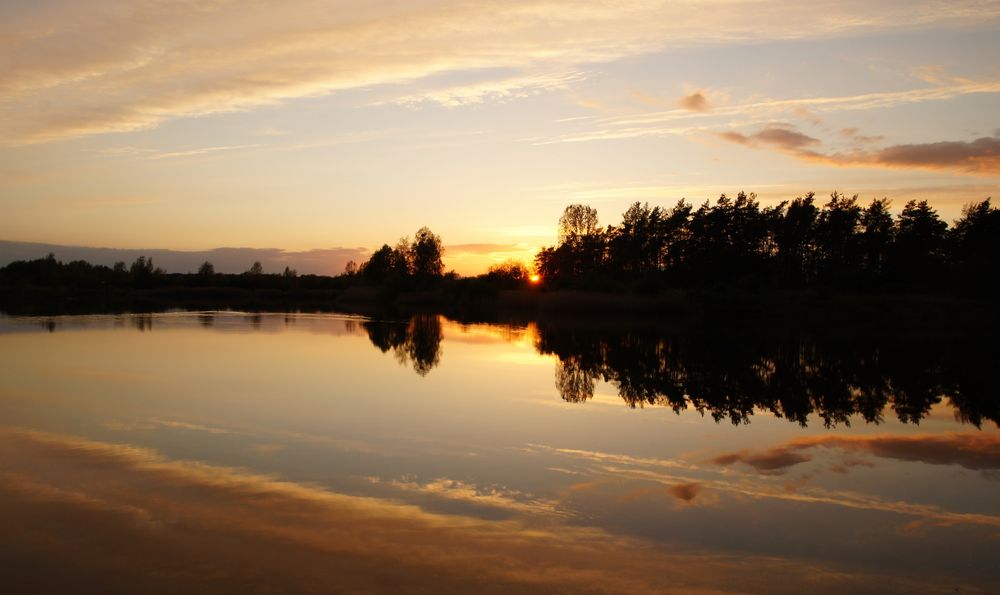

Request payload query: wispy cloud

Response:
[388,71,585,107]
[146,144,262,160]
[3,427,914,594]
[542,80,1000,145]
[531,440,1000,528]
[2,0,997,144]
[371,476,565,517]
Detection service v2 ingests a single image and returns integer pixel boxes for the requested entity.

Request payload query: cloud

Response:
[796,135,1000,174]
[389,71,585,107]
[677,92,710,112]
[667,482,703,502]
[372,476,564,517]
[719,124,1000,174]
[2,0,998,144]
[711,448,813,474]
[528,441,1000,531]
[710,432,1000,475]
[719,126,821,150]
[829,136,1000,173]
[146,143,262,160]
[839,127,884,145]
[0,427,913,594]
[542,79,1000,145]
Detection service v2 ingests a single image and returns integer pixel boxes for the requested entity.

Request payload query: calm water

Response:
[0,312,997,594]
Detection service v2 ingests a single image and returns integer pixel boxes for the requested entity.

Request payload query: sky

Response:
[1,0,999,275]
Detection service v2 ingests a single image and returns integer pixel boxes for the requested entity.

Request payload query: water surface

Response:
[0,312,997,594]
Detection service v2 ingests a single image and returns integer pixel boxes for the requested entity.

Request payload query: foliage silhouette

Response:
[532,321,997,428]
[362,314,443,376]
[1,192,998,316]
[533,193,998,296]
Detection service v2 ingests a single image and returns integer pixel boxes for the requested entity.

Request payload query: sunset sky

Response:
[2,0,999,275]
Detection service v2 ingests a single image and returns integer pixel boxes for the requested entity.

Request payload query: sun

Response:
[529,274,541,284]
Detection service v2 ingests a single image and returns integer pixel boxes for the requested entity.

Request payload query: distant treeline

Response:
[0,252,354,314]
[0,253,349,292]
[535,194,999,295]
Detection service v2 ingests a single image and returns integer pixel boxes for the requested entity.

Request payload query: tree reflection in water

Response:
[537,323,997,427]
[363,314,442,376]
[360,313,996,427]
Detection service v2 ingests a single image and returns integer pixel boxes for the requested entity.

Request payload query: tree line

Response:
[3,192,998,309]
[535,194,999,295]
[347,226,446,288]
[0,253,310,290]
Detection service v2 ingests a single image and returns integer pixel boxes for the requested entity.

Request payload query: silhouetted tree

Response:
[487,259,530,288]
[410,227,444,281]
[538,204,606,283]
[684,192,772,286]
[949,198,999,295]
[859,198,893,280]
[130,256,157,287]
[608,202,665,276]
[403,314,443,375]
[555,358,596,403]
[390,238,412,278]
[774,193,818,285]
[814,192,862,284]
[197,261,215,276]
[130,256,154,277]
[247,261,264,276]
[888,200,947,286]
[361,245,394,284]
[558,204,599,245]
[362,315,442,376]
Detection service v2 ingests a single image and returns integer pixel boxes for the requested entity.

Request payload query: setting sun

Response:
[529,274,541,284]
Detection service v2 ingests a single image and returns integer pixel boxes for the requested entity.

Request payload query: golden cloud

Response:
[0,426,930,593]
[677,92,710,112]
[710,432,1000,474]
[2,0,998,144]
[719,123,1000,175]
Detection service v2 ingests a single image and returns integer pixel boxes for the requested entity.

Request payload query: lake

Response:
[0,311,997,594]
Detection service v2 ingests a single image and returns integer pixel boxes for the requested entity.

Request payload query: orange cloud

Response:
[832,136,1000,173]
[0,427,918,594]
[677,92,710,112]
[710,432,1000,475]
[718,126,821,150]
[711,448,813,474]
[3,1,997,144]
[720,123,1000,174]
[667,482,703,502]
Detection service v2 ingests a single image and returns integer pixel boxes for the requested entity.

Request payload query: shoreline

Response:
[2,284,996,336]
